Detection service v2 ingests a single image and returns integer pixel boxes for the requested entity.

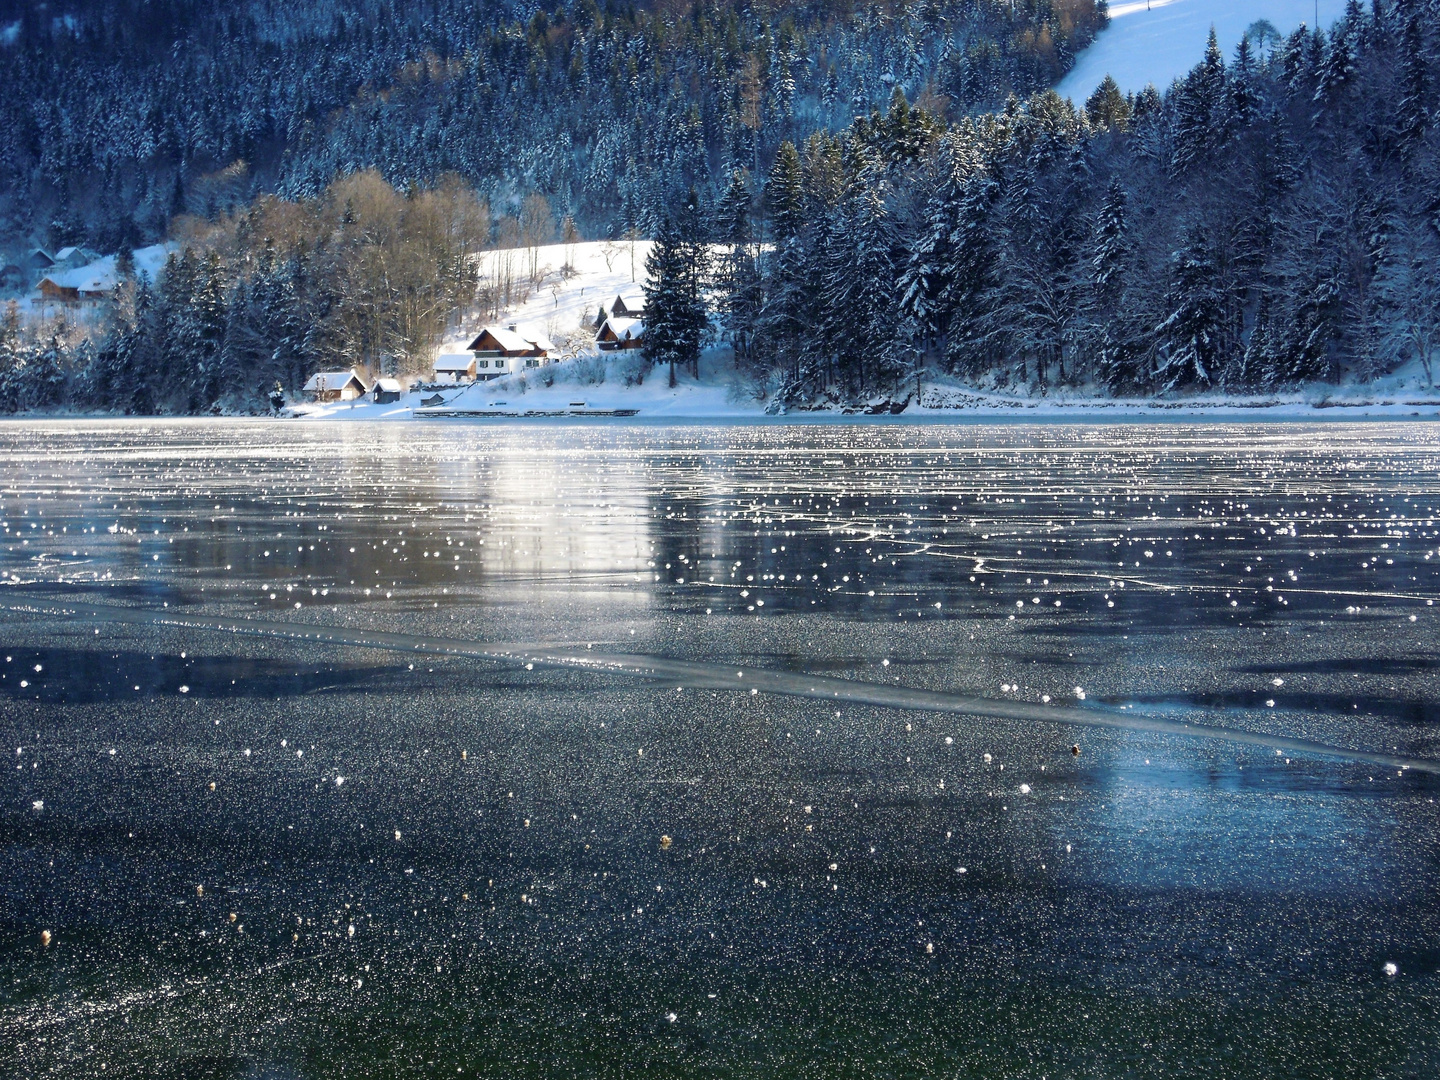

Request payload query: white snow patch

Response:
[1059,0,1349,100]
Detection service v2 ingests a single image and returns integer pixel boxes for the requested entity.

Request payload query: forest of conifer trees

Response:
[680,0,1440,403]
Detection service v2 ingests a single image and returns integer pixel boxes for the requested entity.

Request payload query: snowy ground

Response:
[1057,0,1348,101]
[298,361,1440,423]
[434,239,654,358]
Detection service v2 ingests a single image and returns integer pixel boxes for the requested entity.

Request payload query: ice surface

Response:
[1,419,1438,1076]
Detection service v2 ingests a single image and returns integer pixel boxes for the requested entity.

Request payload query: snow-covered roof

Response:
[434,353,476,371]
[373,378,404,392]
[54,246,81,261]
[599,316,644,342]
[467,324,556,355]
[516,324,557,353]
[303,370,364,391]
[469,326,523,353]
[39,243,173,294]
[612,293,645,310]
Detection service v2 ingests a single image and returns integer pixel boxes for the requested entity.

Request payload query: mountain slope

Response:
[1058,0,1349,99]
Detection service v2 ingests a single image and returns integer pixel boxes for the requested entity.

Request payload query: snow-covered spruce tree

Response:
[1313,0,1366,114]
[897,131,975,367]
[0,305,22,414]
[1394,8,1431,154]
[1085,76,1131,131]
[941,169,1005,380]
[1154,227,1225,391]
[820,159,900,397]
[1171,29,1228,175]
[642,191,709,389]
[1088,177,1142,392]
[23,335,68,413]
[756,141,813,383]
[714,168,762,368]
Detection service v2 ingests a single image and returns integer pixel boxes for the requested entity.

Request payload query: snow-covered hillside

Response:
[300,238,764,420]
[1058,0,1348,100]
[436,239,653,358]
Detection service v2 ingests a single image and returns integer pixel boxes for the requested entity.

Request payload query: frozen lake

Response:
[2,419,1438,1076]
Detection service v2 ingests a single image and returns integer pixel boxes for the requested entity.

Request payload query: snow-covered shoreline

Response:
[279,237,1440,424]
[291,375,1440,423]
[9,388,1440,424]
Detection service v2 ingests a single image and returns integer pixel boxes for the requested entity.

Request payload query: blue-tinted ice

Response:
[1,419,1438,1076]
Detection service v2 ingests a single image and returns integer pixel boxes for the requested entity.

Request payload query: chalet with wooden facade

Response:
[596,316,645,351]
[303,370,368,402]
[592,293,645,329]
[36,270,113,305]
[465,325,557,377]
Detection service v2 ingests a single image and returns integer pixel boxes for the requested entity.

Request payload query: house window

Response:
[478,359,489,368]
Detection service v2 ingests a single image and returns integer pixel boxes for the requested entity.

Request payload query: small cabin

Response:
[52,246,95,270]
[593,293,645,329]
[433,354,477,382]
[303,370,368,402]
[27,248,55,271]
[372,378,404,403]
[597,316,645,351]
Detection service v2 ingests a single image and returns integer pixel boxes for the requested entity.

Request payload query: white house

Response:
[433,354,478,382]
[465,324,557,376]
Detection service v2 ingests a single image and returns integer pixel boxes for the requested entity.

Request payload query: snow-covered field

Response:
[435,239,654,358]
[1057,0,1348,101]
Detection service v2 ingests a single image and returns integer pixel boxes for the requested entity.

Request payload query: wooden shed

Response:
[303,370,368,402]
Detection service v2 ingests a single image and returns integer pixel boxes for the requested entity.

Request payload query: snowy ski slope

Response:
[1058,0,1349,101]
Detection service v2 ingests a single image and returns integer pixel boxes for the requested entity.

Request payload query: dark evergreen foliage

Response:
[706,4,1440,404]
[0,0,1107,244]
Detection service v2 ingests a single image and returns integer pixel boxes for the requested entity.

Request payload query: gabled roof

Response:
[54,246,82,261]
[612,293,645,311]
[434,353,477,371]
[373,378,404,392]
[466,324,555,354]
[37,244,173,295]
[467,326,530,353]
[598,316,644,343]
[303,370,365,391]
